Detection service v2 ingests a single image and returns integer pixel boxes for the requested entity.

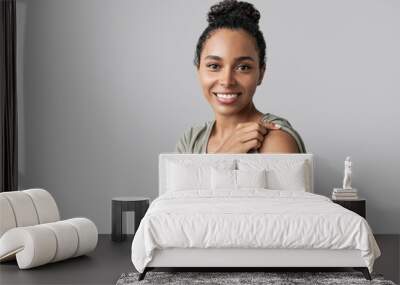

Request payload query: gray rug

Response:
[116,271,397,285]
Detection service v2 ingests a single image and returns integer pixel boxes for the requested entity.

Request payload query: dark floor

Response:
[0,235,133,285]
[0,234,398,285]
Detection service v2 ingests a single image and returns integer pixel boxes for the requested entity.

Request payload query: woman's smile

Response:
[213,92,242,105]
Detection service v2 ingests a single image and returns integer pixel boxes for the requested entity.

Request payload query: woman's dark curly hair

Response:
[194,0,267,70]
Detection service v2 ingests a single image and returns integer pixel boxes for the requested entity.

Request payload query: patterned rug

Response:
[116,271,397,285]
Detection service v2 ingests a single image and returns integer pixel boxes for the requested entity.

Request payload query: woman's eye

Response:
[206,63,220,70]
[237,65,251,71]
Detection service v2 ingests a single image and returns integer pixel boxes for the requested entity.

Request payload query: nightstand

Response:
[332,198,366,218]
[111,197,150,242]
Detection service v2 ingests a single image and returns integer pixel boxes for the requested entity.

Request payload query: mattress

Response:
[131,189,381,273]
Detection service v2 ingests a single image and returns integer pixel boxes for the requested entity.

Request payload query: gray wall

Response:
[16,0,399,234]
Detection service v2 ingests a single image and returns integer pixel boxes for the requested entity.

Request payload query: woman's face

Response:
[197,28,265,116]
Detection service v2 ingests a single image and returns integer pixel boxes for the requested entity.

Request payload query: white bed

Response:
[131,154,380,281]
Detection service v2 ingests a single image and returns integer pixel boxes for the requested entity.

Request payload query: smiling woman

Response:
[175,0,306,154]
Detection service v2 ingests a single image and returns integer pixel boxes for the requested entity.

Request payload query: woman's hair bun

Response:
[207,0,260,26]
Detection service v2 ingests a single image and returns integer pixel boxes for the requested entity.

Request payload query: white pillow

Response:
[166,159,235,191]
[211,168,236,190]
[211,168,267,190]
[236,169,267,189]
[238,159,309,192]
[267,162,307,191]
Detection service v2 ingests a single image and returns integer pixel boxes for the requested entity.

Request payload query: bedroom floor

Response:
[0,234,398,285]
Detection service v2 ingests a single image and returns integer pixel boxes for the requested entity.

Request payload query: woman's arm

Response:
[258,130,299,153]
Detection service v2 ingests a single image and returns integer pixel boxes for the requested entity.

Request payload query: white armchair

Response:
[0,189,98,269]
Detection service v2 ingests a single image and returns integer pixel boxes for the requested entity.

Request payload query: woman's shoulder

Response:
[181,120,213,138]
[174,120,213,153]
[261,112,306,153]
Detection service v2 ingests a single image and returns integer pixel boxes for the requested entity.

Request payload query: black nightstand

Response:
[332,198,366,218]
[111,197,150,242]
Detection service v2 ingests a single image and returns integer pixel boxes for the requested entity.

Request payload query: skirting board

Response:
[147,248,366,267]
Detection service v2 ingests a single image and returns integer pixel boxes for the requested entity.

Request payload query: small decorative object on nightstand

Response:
[332,156,359,200]
[342,156,353,190]
[111,197,150,242]
[332,188,358,200]
[332,198,366,219]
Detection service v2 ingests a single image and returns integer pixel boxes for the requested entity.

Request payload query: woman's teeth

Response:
[214,93,240,104]
[216,93,239,98]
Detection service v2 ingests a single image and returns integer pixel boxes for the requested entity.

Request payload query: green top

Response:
[174,113,306,154]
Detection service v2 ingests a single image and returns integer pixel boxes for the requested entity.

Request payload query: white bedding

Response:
[131,189,380,273]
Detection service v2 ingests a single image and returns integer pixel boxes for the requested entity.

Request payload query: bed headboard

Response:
[159,153,314,196]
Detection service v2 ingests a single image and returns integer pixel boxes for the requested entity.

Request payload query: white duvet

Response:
[131,189,380,273]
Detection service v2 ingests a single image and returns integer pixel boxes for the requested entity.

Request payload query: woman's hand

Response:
[215,121,281,153]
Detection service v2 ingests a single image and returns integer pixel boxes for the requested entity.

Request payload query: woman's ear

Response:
[257,65,266,85]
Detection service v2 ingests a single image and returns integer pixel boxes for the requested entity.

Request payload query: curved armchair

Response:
[0,189,97,269]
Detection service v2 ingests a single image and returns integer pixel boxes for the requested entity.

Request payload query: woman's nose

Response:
[219,69,237,87]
